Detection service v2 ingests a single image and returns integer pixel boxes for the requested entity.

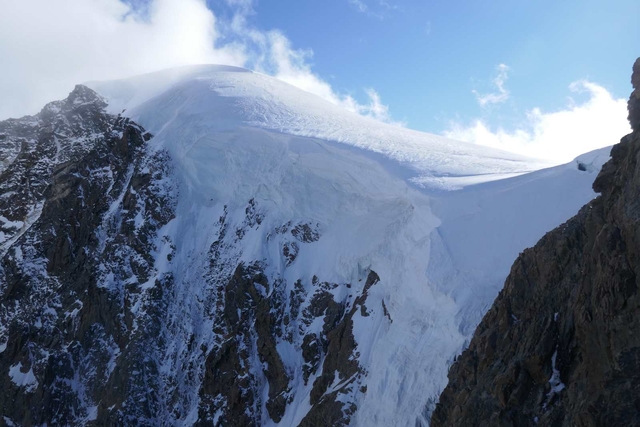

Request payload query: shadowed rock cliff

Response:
[431,58,640,427]
[629,58,640,131]
[0,86,379,426]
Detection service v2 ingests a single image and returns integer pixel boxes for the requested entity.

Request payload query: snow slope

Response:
[87,65,606,426]
[89,65,550,191]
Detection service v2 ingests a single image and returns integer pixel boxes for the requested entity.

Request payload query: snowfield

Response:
[87,65,606,426]
[89,65,551,191]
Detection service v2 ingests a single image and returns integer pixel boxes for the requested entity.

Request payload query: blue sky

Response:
[230,0,638,133]
[1,0,637,161]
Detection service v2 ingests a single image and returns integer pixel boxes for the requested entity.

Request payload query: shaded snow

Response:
[0,201,45,258]
[9,362,38,392]
[548,350,566,395]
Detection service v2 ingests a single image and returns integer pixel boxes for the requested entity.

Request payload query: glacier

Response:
[0,64,605,426]
[84,65,608,425]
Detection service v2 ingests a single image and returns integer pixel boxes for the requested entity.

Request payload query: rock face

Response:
[0,86,378,425]
[0,85,177,425]
[431,60,640,427]
[629,58,640,132]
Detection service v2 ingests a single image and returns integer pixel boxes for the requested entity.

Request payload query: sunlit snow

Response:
[88,65,606,426]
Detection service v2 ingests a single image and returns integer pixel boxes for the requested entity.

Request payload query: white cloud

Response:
[347,0,398,19]
[0,0,399,125]
[242,30,403,125]
[348,0,369,13]
[473,63,510,107]
[0,0,245,119]
[378,0,399,10]
[445,80,631,163]
[259,31,345,105]
[358,89,405,125]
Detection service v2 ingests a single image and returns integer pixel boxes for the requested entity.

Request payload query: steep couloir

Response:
[431,58,640,427]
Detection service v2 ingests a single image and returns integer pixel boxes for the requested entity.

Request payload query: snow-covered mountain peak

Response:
[1,70,606,426]
[88,65,548,192]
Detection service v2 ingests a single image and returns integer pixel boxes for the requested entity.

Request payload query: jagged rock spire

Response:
[629,57,640,131]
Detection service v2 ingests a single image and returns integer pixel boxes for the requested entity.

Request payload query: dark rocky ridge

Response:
[0,86,379,426]
[0,85,177,425]
[629,58,640,131]
[431,59,640,427]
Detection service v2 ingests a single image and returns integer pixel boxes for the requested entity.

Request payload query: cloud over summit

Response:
[0,0,397,124]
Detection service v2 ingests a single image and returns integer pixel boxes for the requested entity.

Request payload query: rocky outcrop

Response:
[0,86,380,426]
[629,58,640,131]
[431,59,640,427]
[198,263,291,426]
[197,247,377,426]
[298,271,379,427]
[0,86,177,426]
